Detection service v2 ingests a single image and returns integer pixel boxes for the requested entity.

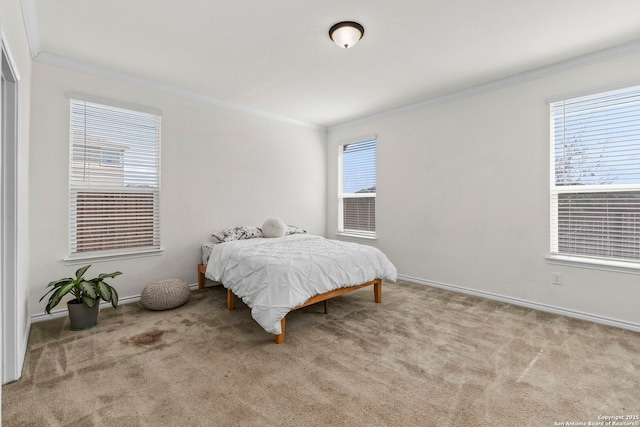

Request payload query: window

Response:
[338,138,376,238]
[69,99,161,258]
[550,85,640,265]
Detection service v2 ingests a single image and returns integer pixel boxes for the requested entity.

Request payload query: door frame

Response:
[1,23,21,384]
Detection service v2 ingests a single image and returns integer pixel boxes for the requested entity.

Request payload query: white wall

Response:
[327,51,640,328]
[29,61,327,316]
[1,0,33,383]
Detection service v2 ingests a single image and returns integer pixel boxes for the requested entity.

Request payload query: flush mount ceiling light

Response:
[329,21,364,49]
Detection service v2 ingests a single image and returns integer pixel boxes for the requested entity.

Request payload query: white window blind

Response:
[550,85,640,264]
[69,99,161,257]
[338,138,376,237]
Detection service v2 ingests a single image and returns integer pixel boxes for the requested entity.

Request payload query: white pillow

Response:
[262,218,286,238]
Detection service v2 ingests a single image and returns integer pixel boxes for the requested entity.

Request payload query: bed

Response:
[198,233,397,343]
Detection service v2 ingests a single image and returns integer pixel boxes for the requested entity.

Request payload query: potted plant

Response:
[40,265,122,330]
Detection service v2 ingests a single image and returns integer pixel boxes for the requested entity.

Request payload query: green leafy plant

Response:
[40,265,122,314]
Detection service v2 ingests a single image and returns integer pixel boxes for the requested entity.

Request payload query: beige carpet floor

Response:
[3,280,639,426]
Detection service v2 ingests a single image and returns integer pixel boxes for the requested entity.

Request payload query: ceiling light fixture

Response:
[329,21,364,49]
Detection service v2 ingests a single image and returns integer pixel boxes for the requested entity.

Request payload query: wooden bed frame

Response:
[197,263,382,344]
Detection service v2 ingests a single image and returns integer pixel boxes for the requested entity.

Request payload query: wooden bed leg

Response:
[324,299,329,314]
[274,318,285,344]
[374,279,382,303]
[227,289,234,311]
[197,264,206,290]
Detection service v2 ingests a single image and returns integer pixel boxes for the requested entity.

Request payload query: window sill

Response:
[65,248,163,265]
[335,232,377,241]
[546,254,640,275]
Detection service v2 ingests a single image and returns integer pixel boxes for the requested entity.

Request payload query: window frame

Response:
[65,97,162,264]
[337,136,377,239]
[549,85,640,271]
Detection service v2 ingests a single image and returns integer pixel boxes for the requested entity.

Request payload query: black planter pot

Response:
[67,299,99,331]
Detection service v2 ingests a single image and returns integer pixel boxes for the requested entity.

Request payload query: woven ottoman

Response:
[140,278,190,311]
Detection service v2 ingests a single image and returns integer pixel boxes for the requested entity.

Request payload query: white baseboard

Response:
[18,318,31,375]
[398,274,640,333]
[3,317,31,384]
[30,282,200,324]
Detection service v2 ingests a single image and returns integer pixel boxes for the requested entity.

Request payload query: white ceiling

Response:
[27,0,640,127]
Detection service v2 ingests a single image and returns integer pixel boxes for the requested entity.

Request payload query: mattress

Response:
[204,234,397,335]
[201,241,218,266]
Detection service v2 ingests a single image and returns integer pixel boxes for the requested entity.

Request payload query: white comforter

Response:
[205,234,397,335]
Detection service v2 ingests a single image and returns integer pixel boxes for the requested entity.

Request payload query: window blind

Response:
[339,138,376,237]
[550,85,640,263]
[69,99,161,256]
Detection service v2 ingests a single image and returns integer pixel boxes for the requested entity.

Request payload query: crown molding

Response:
[19,0,40,59]
[34,52,326,130]
[330,38,640,131]
[20,0,640,132]
[20,0,324,130]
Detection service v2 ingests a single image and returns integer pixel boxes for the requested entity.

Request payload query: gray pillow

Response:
[212,225,263,242]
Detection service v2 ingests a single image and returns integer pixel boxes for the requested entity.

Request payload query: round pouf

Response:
[140,278,190,311]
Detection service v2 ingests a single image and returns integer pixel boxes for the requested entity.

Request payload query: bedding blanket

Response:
[205,234,397,335]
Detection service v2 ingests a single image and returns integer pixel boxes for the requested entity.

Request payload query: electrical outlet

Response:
[552,272,563,285]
